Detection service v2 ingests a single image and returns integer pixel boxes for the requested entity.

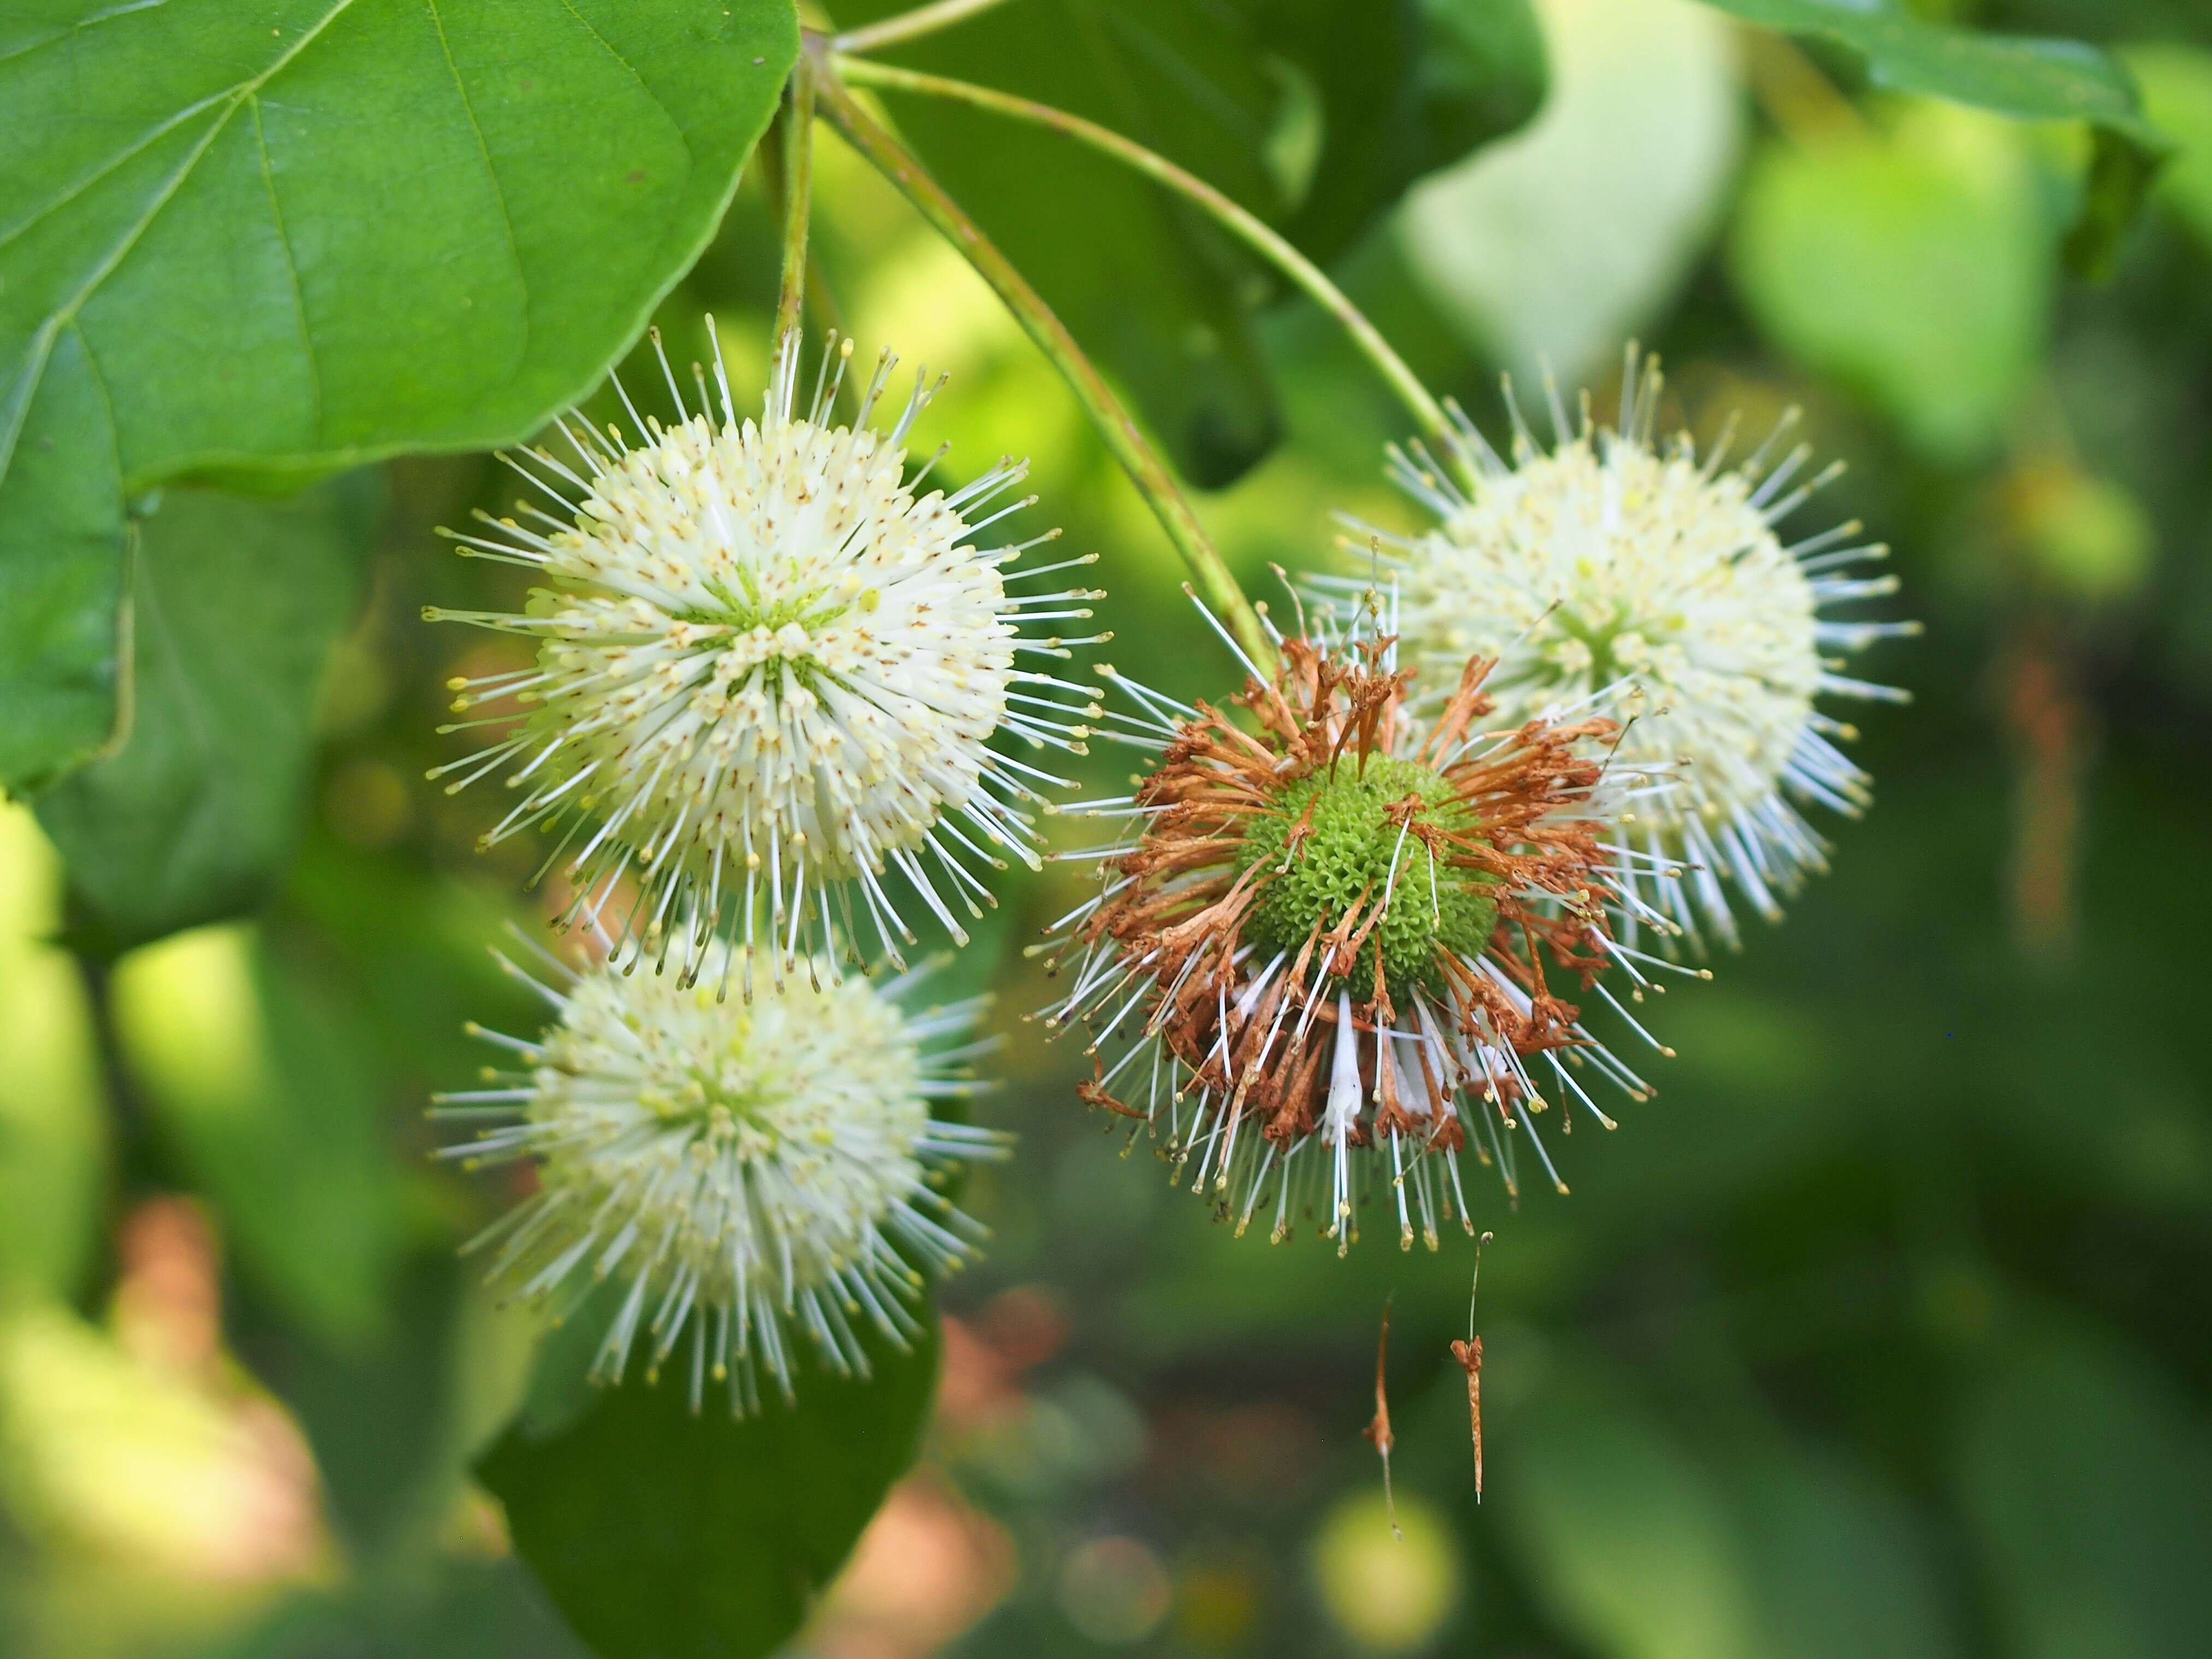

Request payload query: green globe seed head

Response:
[1236,756,1498,1000]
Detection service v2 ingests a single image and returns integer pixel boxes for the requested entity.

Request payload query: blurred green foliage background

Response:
[4,0,2211,1655]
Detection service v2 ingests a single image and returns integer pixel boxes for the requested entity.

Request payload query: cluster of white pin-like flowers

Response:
[425,314,1915,1398]
[438,936,1006,1412]
[1322,351,1913,947]
[431,325,1092,1406]
[429,326,1102,983]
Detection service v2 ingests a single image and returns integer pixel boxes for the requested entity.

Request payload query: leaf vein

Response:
[0,90,230,256]
[250,93,322,440]
[423,0,531,383]
[555,0,696,173]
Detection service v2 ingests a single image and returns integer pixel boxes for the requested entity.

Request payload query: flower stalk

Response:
[773,54,817,351]
[811,50,1275,672]
[831,51,1456,460]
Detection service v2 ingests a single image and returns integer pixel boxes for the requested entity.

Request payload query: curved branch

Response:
[812,56,1274,671]
[832,51,1455,459]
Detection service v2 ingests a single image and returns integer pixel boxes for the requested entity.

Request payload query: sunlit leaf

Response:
[2123,43,2212,253]
[1730,103,2049,463]
[0,0,799,790]
[111,923,411,1344]
[1400,0,1741,382]
[0,806,105,1305]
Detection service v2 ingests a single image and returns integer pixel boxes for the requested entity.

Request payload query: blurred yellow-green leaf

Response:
[0,807,106,1305]
[1731,103,2050,462]
[1694,0,2167,273]
[1497,1356,1763,1659]
[2123,43,2212,250]
[110,925,411,1346]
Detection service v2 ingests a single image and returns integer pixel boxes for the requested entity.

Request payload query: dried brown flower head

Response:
[1042,619,1683,1254]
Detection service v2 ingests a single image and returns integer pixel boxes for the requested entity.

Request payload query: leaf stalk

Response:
[772,54,818,351]
[833,0,1022,57]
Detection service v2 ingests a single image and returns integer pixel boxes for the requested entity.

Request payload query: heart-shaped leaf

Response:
[0,0,799,790]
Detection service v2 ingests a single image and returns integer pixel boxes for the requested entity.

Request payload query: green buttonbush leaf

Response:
[0,0,799,792]
[2123,43,2212,255]
[1725,1449,1959,1659]
[1693,0,2168,275]
[214,1562,592,1659]
[34,480,378,953]
[834,0,1542,486]
[1248,0,1547,264]
[481,1316,941,1659]
[231,1246,470,1563]
[283,833,545,1098]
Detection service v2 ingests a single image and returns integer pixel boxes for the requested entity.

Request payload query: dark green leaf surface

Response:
[231,1247,468,1561]
[835,0,1540,485]
[0,0,798,790]
[1727,1450,1959,1659]
[1264,0,1547,263]
[35,480,377,952]
[1499,1361,1764,1659]
[1694,0,2166,274]
[1955,1329,2212,1659]
[482,1317,940,1659]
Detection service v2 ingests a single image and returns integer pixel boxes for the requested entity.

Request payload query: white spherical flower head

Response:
[429,327,1103,979]
[437,937,1006,1412]
[1328,353,1914,947]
